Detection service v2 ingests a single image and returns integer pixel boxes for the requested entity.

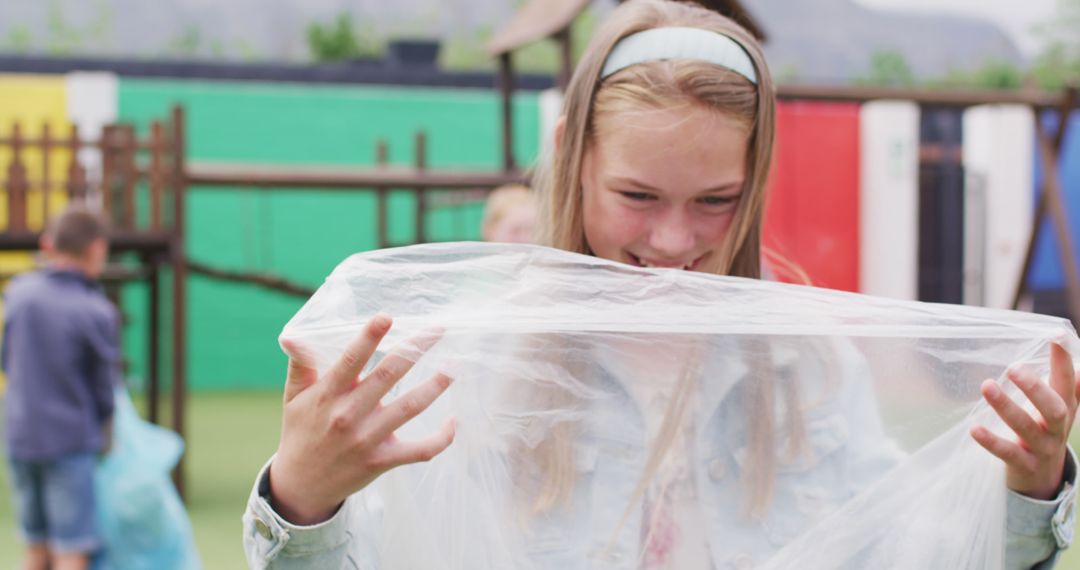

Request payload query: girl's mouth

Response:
[628,253,703,271]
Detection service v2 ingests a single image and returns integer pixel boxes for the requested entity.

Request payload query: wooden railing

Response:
[0,111,183,236]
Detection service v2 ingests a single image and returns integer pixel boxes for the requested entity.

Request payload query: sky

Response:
[854,0,1058,55]
[0,0,1064,66]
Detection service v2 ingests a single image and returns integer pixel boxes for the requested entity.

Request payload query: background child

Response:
[481,184,538,244]
[3,206,117,570]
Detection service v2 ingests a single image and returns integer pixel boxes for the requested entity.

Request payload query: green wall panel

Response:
[117,78,541,390]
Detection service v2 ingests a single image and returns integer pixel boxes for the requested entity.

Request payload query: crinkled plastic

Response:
[281,242,1079,570]
[95,388,201,570]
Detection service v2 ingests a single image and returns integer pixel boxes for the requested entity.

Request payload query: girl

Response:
[244,1,1079,568]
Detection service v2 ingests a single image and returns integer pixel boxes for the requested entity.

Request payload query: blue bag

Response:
[94,388,201,570]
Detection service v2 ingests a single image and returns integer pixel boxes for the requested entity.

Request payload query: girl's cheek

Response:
[696,212,736,243]
[611,206,651,237]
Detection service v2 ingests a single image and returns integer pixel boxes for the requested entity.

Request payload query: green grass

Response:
[3,391,1080,568]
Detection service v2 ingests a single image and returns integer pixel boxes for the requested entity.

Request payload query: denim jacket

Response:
[244,342,1078,569]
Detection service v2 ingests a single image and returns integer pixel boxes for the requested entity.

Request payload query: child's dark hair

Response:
[45,206,110,256]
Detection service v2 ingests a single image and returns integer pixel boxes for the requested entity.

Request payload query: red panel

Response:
[763,101,861,292]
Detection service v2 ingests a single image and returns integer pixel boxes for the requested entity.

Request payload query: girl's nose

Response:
[648,212,696,258]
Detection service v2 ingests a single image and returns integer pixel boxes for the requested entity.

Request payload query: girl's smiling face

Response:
[580,104,749,271]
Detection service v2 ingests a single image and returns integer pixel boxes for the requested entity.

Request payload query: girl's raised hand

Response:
[973,342,1080,500]
[267,313,456,525]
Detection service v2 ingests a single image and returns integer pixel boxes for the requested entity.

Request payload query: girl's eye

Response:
[619,191,656,202]
[699,195,738,206]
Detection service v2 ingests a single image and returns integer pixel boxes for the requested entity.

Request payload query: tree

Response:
[928,59,1023,90]
[45,0,83,55]
[163,25,203,58]
[1031,0,1080,89]
[854,51,916,87]
[4,25,33,54]
[306,13,383,62]
[16,0,113,56]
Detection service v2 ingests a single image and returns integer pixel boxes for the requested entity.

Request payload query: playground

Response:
[1,0,1080,567]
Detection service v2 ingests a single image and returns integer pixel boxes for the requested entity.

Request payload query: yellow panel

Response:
[0,74,73,274]
[0,74,74,233]
[0,75,72,344]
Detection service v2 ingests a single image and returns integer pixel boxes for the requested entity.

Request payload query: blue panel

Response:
[1030,111,1080,290]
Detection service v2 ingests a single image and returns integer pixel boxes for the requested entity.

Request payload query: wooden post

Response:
[556,26,573,92]
[67,165,89,204]
[414,131,427,244]
[169,105,189,499]
[498,53,516,173]
[41,122,52,226]
[150,121,166,231]
[119,125,137,229]
[100,125,116,220]
[375,139,389,249]
[147,253,161,424]
[66,124,87,203]
[7,122,28,232]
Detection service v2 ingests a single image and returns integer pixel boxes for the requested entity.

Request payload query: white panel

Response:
[65,71,118,202]
[65,71,118,136]
[962,105,1035,309]
[859,101,920,300]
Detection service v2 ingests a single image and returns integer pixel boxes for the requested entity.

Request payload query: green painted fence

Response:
[117,78,541,390]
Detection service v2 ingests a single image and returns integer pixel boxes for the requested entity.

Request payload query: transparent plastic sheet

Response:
[282,242,1079,570]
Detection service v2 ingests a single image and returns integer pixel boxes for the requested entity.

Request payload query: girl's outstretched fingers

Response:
[280,337,318,403]
[1049,342,1078,426]
[270,315,455,525]
[379,417,457,469]
[972,342,1079,500]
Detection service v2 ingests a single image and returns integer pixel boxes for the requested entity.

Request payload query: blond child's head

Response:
[482,184,538,244]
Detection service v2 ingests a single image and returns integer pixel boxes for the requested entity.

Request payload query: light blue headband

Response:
[600,27,758,85]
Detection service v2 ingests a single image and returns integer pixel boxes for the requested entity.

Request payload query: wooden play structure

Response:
[0,107,525,496]
[0,107,191,492]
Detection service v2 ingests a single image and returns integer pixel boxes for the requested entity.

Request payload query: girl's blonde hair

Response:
[534,0,776,279]
[522,0,797,524]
